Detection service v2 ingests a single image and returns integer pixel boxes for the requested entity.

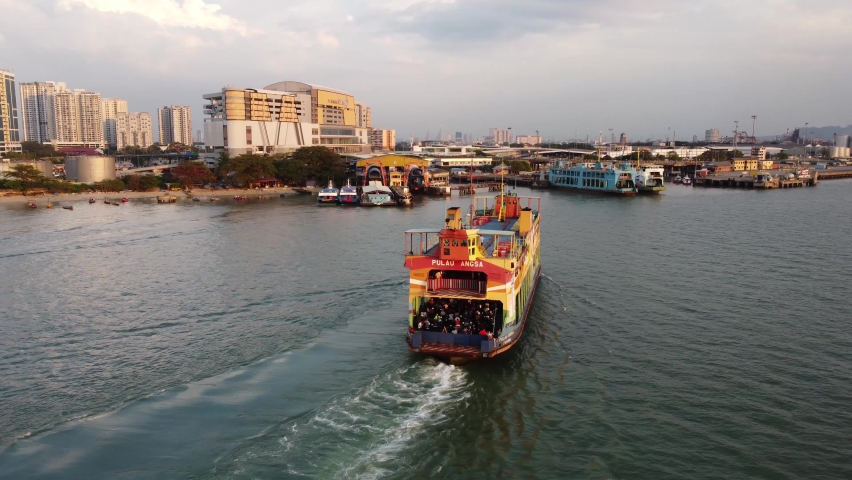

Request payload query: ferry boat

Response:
[317,180,339,204]
[338,179,359,205]
[635,165,666,194]
[549,160,637,195]
[682,175,692,186]
[360,183,396,206]
[403,189,542,363]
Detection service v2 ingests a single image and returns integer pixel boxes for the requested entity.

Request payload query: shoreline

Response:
[0,187,298,205]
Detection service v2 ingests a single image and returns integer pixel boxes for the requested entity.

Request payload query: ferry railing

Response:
[405,231,441,256]
[427,278,487,295]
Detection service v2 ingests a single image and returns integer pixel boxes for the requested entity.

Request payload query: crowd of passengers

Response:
[414,298,503,339]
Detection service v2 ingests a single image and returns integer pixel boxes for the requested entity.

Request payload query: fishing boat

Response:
[359,183,396,206]
[673,175,682,184]
[210,197,220,202]
[682,175,692,186]
[46,203,53,209]
[635,165,667,195]
[62,205,73,210]
[317,180,339,205]
[112,201,120,206]
[121,197,129,203]
[338,179,359,205]
[192,197,201,202]
[104,199,111,204]
[549,159,637,195]
[88,198,96,204]
[28,202,37,209]
[403,187,542,363]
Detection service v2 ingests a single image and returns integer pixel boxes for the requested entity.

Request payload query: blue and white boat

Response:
[317,180,339,204]
[338,179,359,205]
[549,160,637,195]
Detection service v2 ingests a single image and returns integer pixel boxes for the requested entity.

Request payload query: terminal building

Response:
[201,81,372,166]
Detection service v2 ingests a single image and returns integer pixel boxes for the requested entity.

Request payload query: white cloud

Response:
[316,29,340,49]
[57,0,249,35]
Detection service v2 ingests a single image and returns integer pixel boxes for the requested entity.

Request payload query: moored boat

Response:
[317,180,339,205]
[104,199,111,204]
[121,197,129,203]
[635,165,667,195]
[62,205,73,210]
[673,175,682,184]
[359,184,396,206]
[549,159,637,195]
[338,179,359,205]
[28,202,37,209]
[404,188,542,363]
[89,198,96,204]
[682,175,692,186]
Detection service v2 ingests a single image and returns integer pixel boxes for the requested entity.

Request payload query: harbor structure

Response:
[115,112,154,149]
[157,106,193,145]
[19,81,104,148]
[101,98,128,148]
[201,81,372,166]
[0,69,22,155]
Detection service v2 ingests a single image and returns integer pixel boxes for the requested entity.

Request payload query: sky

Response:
[2,0,852,142]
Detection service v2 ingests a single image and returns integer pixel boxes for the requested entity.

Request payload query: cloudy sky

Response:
[2,0,851,142]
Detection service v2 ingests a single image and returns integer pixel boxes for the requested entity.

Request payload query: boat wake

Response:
[211,361,469,479]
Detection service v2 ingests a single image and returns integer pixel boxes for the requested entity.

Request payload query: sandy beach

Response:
[0,187,298,205]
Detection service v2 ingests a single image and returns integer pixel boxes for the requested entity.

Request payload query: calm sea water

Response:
[1,182,851,479]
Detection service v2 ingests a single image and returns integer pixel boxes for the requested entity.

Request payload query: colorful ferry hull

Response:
[403,192,542,362]
[549,160,637,195]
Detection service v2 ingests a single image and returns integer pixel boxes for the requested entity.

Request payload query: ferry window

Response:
[452,240,459,247]
[443,248,450,255]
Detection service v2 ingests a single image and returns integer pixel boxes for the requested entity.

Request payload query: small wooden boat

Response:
[210,197,220,202]
[46,203,53,209]
[121,197,129,203]
[28,202,37,209]
[62,205,74,210]
[157,195,177,203]
[104,199,111,204]
[192,197,201,202]
[89,198,96,204]
[112,202,120,206]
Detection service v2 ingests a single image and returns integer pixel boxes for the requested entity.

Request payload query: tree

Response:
[274,147,346,186]
[506,160,532,173]
[171,161,215,188]
[5,164,46,194]
[220,154,277,187]
[777,152,789,160]
[97,179,126,192]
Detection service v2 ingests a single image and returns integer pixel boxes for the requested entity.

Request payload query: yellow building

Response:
[732,159,746,171]
[759,160,774,170]
[745,159,759,170]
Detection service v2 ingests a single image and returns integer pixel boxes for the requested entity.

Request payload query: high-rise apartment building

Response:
[116,112,153,149]
[101,98,128,148]
[20,81,60,143]
[370,128,396,150]
[157,105,193,145]
[20,81,103,148]
[0,69,22,155]
[489,128,510,145]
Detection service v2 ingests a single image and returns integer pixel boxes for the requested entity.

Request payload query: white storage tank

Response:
[836,134,850,148]
[65,155,116,183]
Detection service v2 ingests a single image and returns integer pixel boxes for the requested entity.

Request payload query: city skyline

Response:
[2,0,852,142]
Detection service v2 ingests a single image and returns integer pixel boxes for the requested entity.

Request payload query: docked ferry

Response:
[317,181,339,204]
[360,183,396,206]
[404,189,542,363]
[549,160,637,195]
[338,179,359,205]
[635,165,666,194]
